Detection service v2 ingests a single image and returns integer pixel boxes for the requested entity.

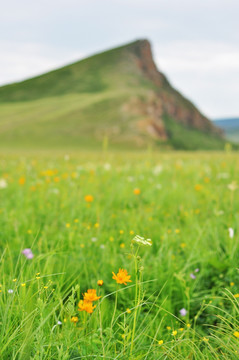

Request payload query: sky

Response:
[0,0,238,119]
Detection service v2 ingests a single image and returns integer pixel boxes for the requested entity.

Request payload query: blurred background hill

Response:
[0,39,228,150]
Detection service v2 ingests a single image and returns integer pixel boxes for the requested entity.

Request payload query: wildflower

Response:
[83,289,101,302]
[21,283,26,287]
[0,179,7,189]
[66,223,70,228]
[51,320,62,332]
[100,244,105,249]
[234,294,239,298]
[19,177,25,185]
[166,326,171,330]
[74,219,79,223]
[129,230,134,235]
[119,230,124,235]
[158,340,163,345]
[78,300,96,314]
[112,268,132,285]
[180,243,186,249]
[94,223,100,228]
[126,308,131,314]
[22,248,34,259]
[71,316,79,324]
[186,323,191,328]
[179,328,184,332]
[133,188,141,195]
[234,331,239,338]
[120,243,125,248]
[97,280,103,286]
[172,330,177,336]
[175,229,180,234]
[179,308,187,317]
[12,279,17,282]
[80,244,85,248]
[230,282,235,287]
[153,164,163,175]
[228,228,234,238]
[194,184,202,191]
[8,289,14,293]
[190,273,196,280]
[132,235,152,247]
[203,337,209,342]
[228,182,237,191]
[109,236,114,242]
[91,237,97,242]
[84,195,94,202]
[194,268,200,273]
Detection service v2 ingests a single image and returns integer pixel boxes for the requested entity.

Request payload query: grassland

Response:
[0,149,239,359]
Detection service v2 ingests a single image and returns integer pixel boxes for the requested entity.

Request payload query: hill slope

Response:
[0,39,225,150]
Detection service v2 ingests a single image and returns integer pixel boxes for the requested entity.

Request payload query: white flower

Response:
[228,181,237,191]
[228,228,234,238]
[153,165,163,175]
[103,163,111,171]
[91,237,97,242]
[0,179,7,189]
[132,235,152,247]
[8,289,14,294]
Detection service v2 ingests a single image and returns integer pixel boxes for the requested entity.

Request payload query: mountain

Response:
[214,118,239,143]
[0,39,226,150]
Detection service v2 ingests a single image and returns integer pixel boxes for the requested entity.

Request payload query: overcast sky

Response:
[0,0,238,118]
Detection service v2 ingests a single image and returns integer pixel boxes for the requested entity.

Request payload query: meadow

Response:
[0,149,238,359]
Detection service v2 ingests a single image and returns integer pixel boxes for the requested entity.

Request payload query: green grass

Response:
[0,149,239,359]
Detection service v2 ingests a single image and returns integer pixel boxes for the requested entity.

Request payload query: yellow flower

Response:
[74,219,79,223]
[133,188,141,195]
[234,331,239,338]
[175,229,180,234]
[54,177,60,182]
[172,330,177,336]
[120,243,125,249]
[129,230,134,235]
[186,323,191,328]
[78,300,96,314]
[166,326,171,330]
[119,230,124,235]
[158,340,163,345]
[83,289,101,302]
[109,236,114,242]
[230,282,235,287]
[80,244,85,248]
[126,308,131,314]
[21,283,26,287]
[234,294,239,298]
[97,280,103,286]
[112,268,132,285]
[84,195,94,203]
[180,243,186,249]
[94,223,100,228]
[203,337,209,342]
[66,223,70,228]
[195,184,202,191]
[179,328,184,332]
[71,316,79,324]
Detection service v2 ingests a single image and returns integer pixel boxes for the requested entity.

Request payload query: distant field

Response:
[0,149,239,359]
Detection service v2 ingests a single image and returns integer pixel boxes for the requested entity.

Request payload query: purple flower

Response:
[190,273,196,279]
[22,248,34,259]
[179,308,187,316]
[194,268,199,273]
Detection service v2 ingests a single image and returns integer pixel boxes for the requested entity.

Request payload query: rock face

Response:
[123,39,223,139]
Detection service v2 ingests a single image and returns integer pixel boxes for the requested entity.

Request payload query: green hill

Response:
[0,39,226,150]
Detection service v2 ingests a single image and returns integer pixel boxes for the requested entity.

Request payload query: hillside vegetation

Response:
[0,40,226,150]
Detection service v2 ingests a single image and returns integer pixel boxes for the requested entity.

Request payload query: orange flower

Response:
[83,289,101,302]
[97,280,104,286]
[70,316,79,323]
[19,177,25,185]
[84,195,94,202]
[133,188,141,195]
[112,268,132,285]
[78,300,96,314]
